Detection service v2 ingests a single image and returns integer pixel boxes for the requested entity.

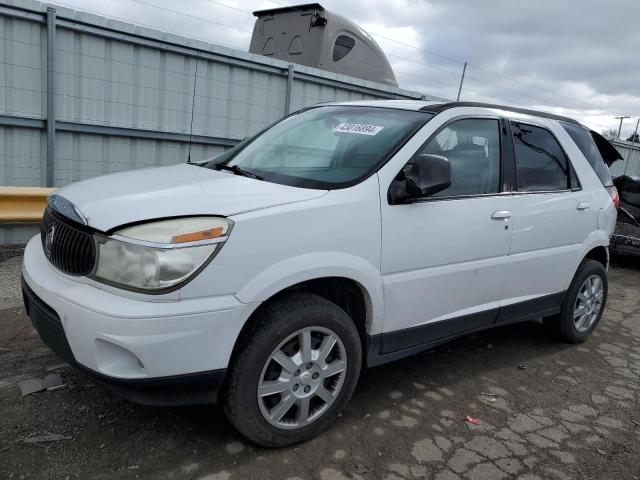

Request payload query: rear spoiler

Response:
[591,130,624,166]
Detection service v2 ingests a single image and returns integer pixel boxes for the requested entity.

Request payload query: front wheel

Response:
[544,258,608,343]
[223,292,362,447]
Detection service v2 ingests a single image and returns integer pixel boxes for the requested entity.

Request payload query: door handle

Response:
[577,202,591,211]
[491,210,512,220]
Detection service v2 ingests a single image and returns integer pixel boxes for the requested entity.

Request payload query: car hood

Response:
[54,164,327,232]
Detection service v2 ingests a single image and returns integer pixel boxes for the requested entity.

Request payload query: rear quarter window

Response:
[562,123,613,186]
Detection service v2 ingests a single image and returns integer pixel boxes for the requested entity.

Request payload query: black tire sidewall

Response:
[224,293,362,447]
[558,259,608,343]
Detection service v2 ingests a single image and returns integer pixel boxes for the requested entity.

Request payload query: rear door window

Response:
[511,122,571,192]
[562,123,613,186]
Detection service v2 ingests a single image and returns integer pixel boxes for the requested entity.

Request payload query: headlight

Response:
[92,217,231,292]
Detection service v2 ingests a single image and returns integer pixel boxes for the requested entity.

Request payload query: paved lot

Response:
[1,247,639,480]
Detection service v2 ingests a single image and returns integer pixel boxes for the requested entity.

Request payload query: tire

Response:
[544,259,608,343]
[223,292,362,447]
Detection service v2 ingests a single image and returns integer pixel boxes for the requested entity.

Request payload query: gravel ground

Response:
[0,248,639,480]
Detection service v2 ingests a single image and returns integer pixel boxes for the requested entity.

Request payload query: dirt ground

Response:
[1,247,639,480]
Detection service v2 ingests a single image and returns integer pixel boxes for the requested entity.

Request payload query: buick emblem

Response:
[44,225,55,257]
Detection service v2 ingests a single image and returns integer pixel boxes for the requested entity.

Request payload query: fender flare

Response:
[566,231,610,290]
[235,252,384,334]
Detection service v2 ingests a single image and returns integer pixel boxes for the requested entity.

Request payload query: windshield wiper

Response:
[214,163,263,180]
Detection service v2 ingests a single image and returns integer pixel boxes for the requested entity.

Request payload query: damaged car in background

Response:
[611,174,640,257]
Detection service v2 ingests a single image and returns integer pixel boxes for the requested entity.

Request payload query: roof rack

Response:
[419,102,582,126]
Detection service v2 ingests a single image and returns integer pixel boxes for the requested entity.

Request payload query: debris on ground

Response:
[466,416,481,425]
[518,364,527,370]
[18,379,45,396]
[23,433,72,444]
[42,374,64,389]
[481,392,497,403]
[45,363,68,371]
[18,373,65,396]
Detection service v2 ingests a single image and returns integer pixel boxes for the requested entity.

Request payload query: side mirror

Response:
[389,154,452,204]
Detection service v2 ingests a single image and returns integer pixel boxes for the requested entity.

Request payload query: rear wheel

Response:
[544,259,607,343]
[223,292,362,447]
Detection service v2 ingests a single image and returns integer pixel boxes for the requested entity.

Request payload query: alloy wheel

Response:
[573,274,604,333]
[257,327,347,429]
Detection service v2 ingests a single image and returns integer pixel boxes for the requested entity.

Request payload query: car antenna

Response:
[187,54,199,163]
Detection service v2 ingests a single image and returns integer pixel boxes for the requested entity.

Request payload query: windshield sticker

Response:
[333,123,384,136]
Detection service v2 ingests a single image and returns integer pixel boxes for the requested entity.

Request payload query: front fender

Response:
[235,252,384,334]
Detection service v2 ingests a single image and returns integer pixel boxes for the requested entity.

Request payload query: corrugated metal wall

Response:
[0,0,432,243]
[0,0,427,190]
[610,140,640,177]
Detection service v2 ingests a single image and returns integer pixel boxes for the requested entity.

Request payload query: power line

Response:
[129,0,466,95]
[48,0,243,50]
[50,0,636,125]
[200,0,254,15]
[128,0,253,34]
[47,0,461,97]
[384,52,470,80]
[264,0,632,118]
[394,69,460,90]
[466,64,621,114]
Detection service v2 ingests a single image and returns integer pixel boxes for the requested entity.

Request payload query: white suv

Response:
[22,101,619,446]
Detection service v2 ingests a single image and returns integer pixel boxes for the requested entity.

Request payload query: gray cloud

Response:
[55,0,640,136]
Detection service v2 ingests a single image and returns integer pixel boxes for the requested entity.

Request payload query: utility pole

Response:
[634,119,640,137]
[615,115,630,139]
[456,62,467,102]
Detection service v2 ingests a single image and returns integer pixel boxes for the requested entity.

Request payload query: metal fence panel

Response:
[290,79,381,112]
[611,140,640,177]
[0,14,45,119]
[0,126,45,186]
[55,28,199,133]
[53,132,225,185]
[193,61,288,139]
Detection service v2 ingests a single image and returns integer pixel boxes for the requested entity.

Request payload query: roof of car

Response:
[328,100,583,126]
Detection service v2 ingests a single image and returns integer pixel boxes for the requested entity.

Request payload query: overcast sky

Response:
[53,0,640,137]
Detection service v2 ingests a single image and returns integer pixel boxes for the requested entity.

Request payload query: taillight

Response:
[606,186,620,209]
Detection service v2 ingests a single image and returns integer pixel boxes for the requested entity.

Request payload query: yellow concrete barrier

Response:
[0,187,55,222]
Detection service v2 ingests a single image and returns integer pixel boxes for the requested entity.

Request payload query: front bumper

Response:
[22,279,225,405]
[21,236,257,405]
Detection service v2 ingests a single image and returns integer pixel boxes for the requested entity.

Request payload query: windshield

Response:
[202,106,431,189]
